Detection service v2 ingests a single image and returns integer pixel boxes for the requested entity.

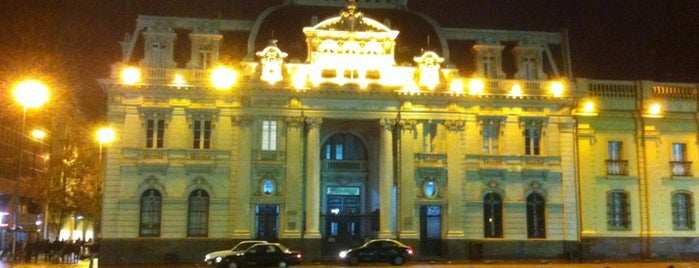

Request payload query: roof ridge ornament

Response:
[340,0,364,31]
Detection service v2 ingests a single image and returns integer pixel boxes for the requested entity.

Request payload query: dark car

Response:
[338,239,414,266]
[210,242,302,268]
[204,240,267,265]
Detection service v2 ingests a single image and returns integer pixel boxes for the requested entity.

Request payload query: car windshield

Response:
[232,242,263,251]
[275,244,290,252]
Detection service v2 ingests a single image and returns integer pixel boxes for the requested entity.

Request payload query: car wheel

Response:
[277,260,288,268]
[348,256,360,266]
[391,255,405,265]
[227,261,240,268]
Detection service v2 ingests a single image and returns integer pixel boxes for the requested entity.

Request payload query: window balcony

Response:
[670,161,693,177]
[252,150,286,162]
[321,159,367,172]
[415,153,447,166]
[122,148,230,162]
[606,160,629,176]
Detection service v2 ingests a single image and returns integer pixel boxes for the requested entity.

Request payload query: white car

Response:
[205,240,267,265]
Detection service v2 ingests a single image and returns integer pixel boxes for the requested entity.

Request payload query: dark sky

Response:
[0,0,697,120]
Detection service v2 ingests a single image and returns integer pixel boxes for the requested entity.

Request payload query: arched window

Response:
[139,189,162,237]
[526,193,546,238]
[607,190,630,230]
[187,189,209,237]
[322,133,367,160]
[483,192,503,238]
[672,191,694,230]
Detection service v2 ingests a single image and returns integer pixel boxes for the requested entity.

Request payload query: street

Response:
[0,259,697,268]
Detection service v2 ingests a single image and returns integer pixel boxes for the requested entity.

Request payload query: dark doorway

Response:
[420,205,442,256]
[324,193,362,255]
[255,204,279,241]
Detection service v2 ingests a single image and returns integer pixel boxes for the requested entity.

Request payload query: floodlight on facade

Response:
[173,74,186,85]
[645,103,663,118]
[211,66,237,89]
[468,78,484,95]
[549,81,564,97]
[120,66,141,85]
[510,84,522,97]
[449,79,464,95]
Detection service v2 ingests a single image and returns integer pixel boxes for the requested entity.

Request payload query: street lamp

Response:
[31,129,50,241]
[96,127,115,158]
[11,80,49,261]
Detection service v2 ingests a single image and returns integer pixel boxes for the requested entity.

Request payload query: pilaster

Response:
[231,115,253,238]
[444,120,465,238]
[397,119,418,239]
[304,117,322,238]
[282,116,305,238]
[379,118,396,238]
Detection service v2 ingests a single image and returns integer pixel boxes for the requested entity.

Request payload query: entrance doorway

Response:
[323,188,362,255]
[420,205,442,256]
[255,204,279,241]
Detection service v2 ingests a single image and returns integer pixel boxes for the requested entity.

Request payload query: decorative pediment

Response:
[138,107,173,126]
[256,42,288,85]
[413,51,444,90]
[185,108,219,127]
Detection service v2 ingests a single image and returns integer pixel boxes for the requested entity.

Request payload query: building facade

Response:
[98,0,698,264]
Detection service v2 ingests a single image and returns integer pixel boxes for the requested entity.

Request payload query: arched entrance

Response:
[319,132,374,256]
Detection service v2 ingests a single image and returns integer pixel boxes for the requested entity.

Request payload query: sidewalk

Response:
[0,259,93,268]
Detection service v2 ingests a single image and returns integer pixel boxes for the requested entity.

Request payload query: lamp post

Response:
[11,80,49,261]
[96,127,115,159]
[30,129,50,241]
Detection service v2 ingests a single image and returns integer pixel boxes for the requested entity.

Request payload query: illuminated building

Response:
[98,0,698,264]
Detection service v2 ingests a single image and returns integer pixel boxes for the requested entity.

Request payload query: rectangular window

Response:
[523,58,536,79]
[261,120,277,151]
[335,144,344,160]
[607,191,630,230]
[192,120,211,149]
[671,143,691,176]
[482,120,500,154]
[199,50,211,69]
[146,119,165,149]
[524,127,540,156]
[483,56,496,78]
[606,141,628,175]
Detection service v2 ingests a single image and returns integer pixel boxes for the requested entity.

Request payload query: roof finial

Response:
[348,0,357,11]
[340,0,364,31]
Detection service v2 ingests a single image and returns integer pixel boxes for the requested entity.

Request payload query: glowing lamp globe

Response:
[14,80,49,108]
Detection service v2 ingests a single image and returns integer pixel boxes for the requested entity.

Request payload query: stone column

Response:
[231,115,253,238]
[304,117,322,238]
[444,120,465,238]
[397,119,418,239]
[283,116,305,238]
[379,118,396,238]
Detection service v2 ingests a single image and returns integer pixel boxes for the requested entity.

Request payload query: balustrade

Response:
[606,160,629,176]
[670,161,693,177]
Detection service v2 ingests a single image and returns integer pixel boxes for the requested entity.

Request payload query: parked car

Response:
[207,242,302,268]
[338,239,414,266]
[205,240,267,265]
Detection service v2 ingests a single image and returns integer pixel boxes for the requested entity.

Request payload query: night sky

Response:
[0,0,697,120]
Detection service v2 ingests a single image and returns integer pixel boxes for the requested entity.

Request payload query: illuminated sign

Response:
[0,212,9,227]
